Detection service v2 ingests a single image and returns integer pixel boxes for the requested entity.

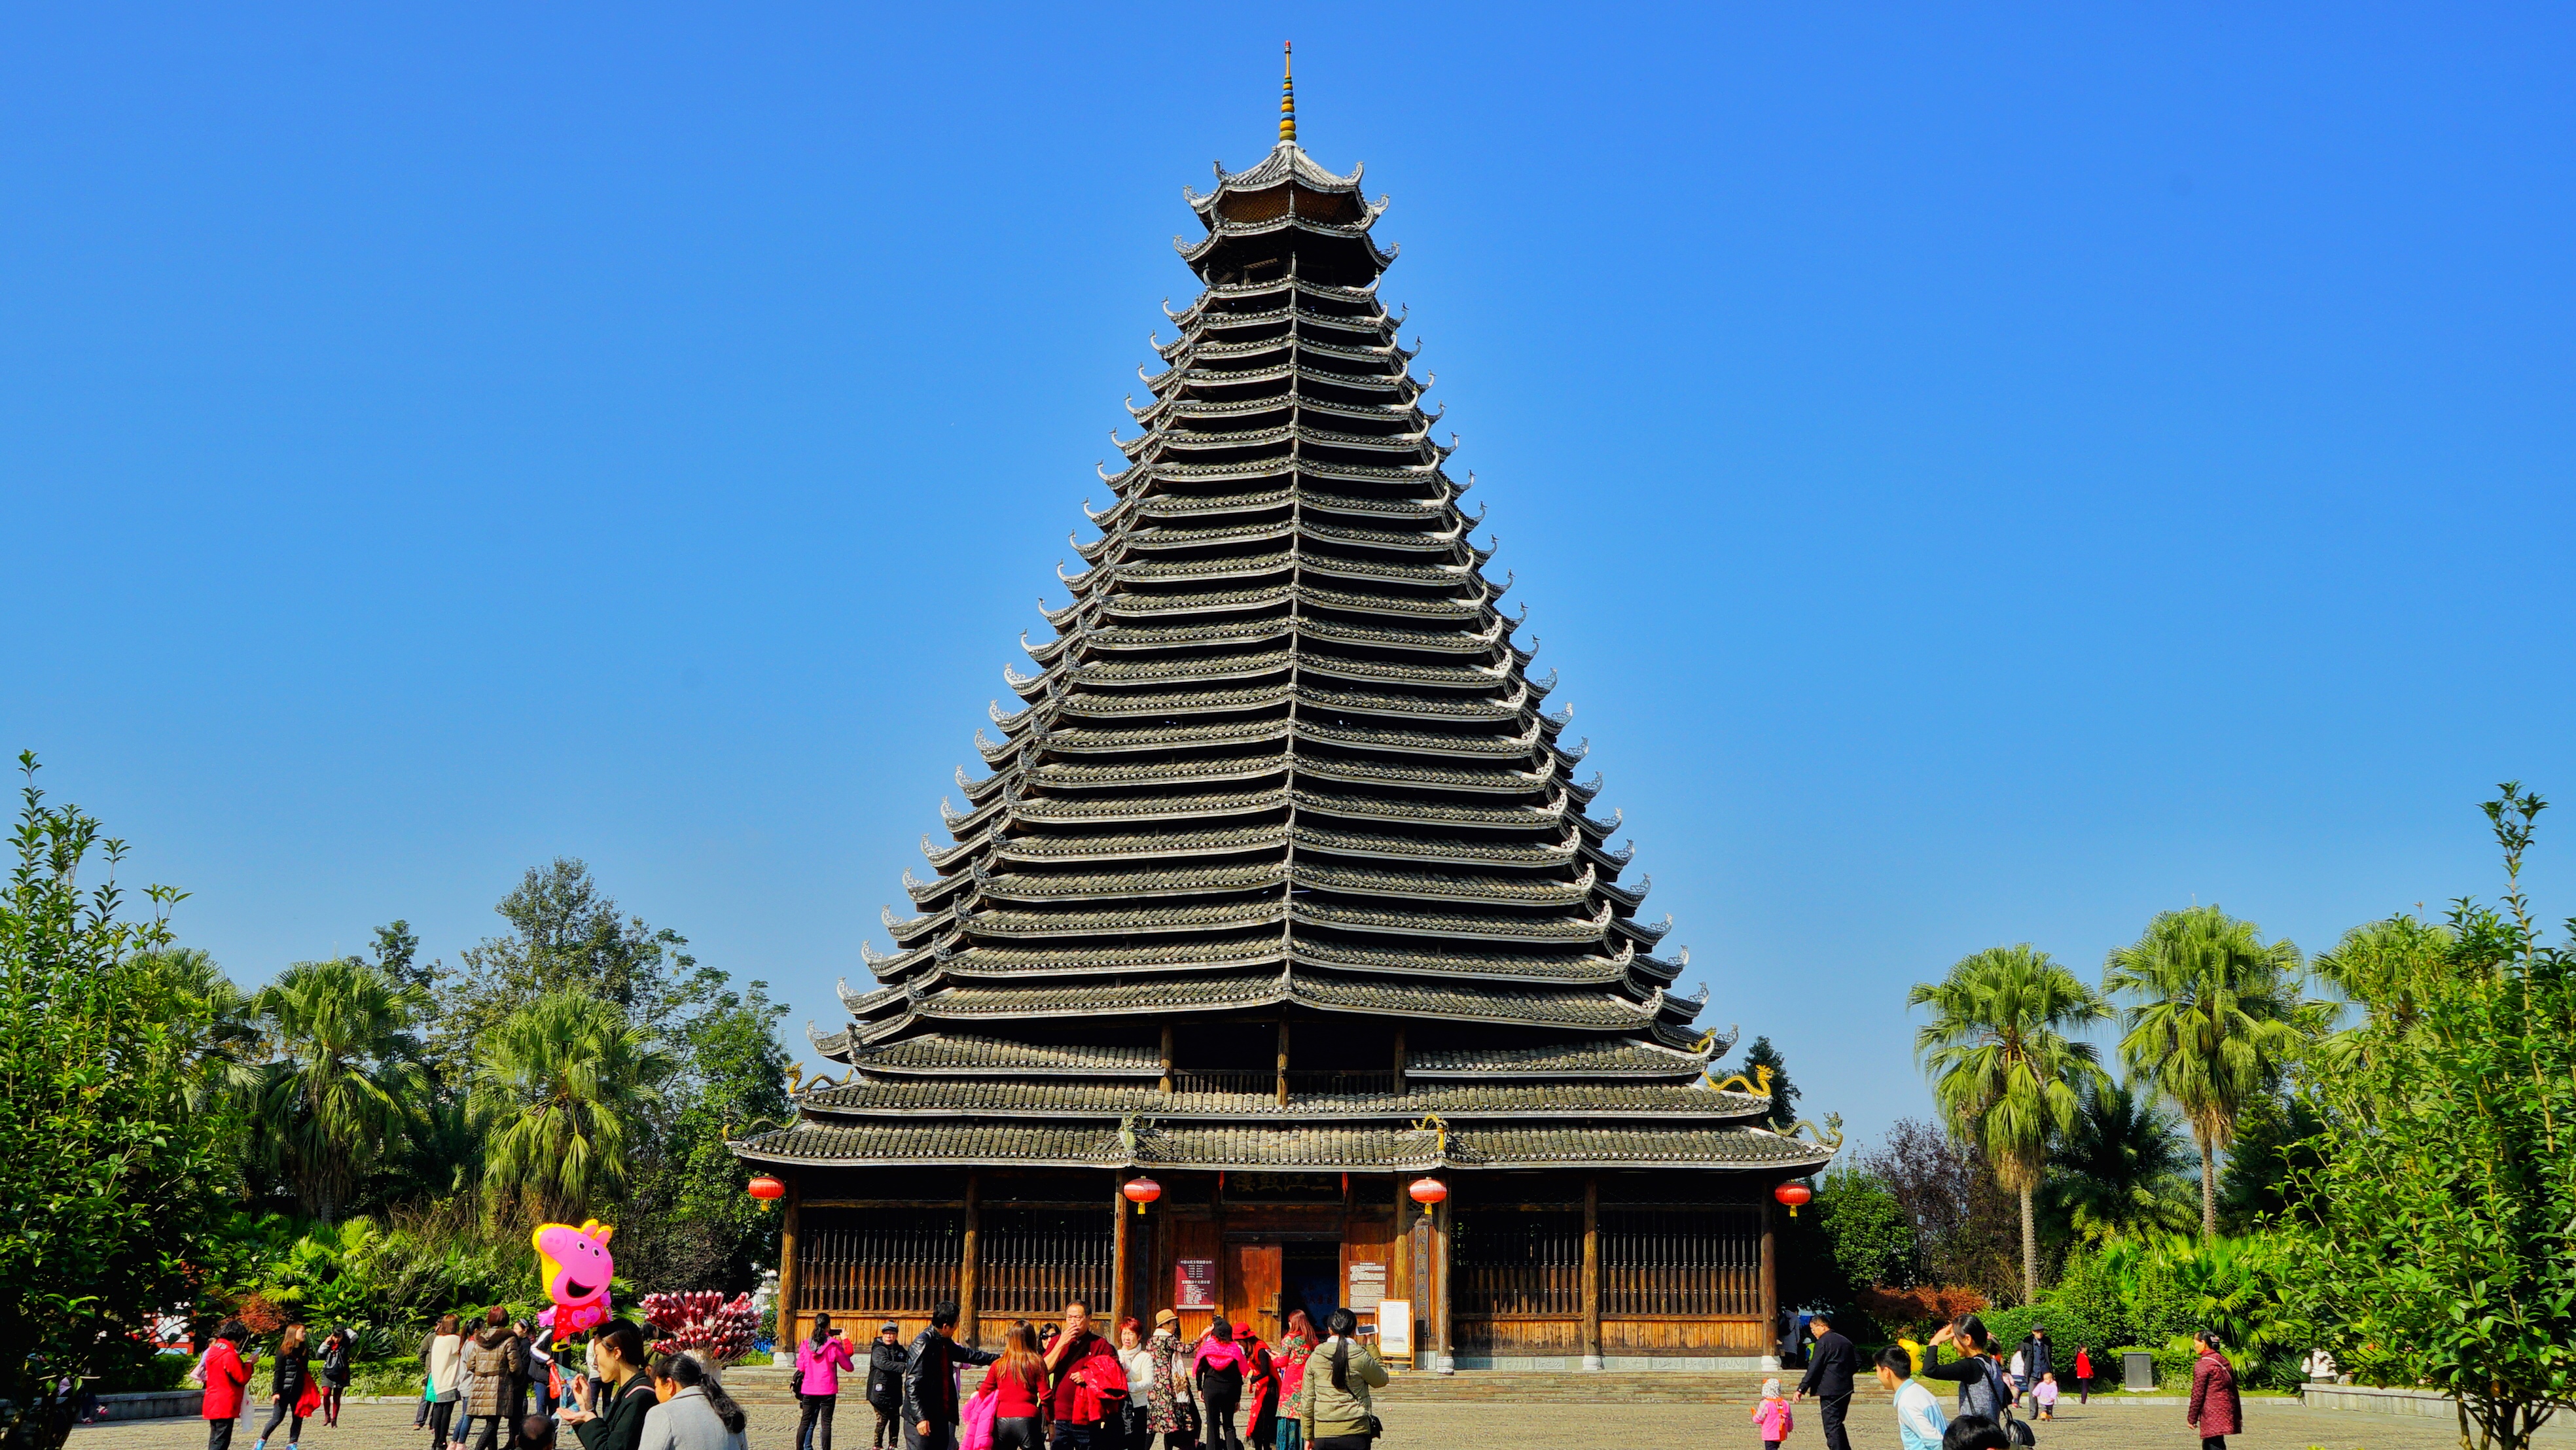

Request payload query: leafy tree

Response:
[1857,1118,2021,1301]
[0,755,231,1450]
[137,946,263,1122]
[2297,785,2576,1449]
[367,919,434,993]
[2046,1076,2196,1243]
[2104,905,2325,1239]
[2311,912,2448,1036]
[1911,944,2109,1303]
[249,956,433,1223]
[474,989,671,1227]
[1734,1034,1799,1131]
[2213,1089,2325,1233]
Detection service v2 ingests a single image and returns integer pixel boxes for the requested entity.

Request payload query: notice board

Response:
[1175,1258,1217,1309]
[1376,1300,1412,1359]
[1346,1260,1386,1311]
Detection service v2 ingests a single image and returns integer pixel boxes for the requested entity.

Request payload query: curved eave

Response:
[730,1120,1837,1174]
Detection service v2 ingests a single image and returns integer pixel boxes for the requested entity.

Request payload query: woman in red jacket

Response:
[200,1320,255,1450]
[2187,1330,2242,1449]
[1235,1323,1278,1450]
[976,1322,1050,1450]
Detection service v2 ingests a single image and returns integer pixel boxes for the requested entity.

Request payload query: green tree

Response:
[2046,1076,2197,1243]
[2104,905,2323,1240]
[2213,1089,2325,1233]
[2298,785,2576,1449]
[249,955,433,1222]
[0,756,230,1450]
[1732,1035,1799,1131]
[1911,944,2109,1303]
[137,946,262,1120]
[474,990,670,1227]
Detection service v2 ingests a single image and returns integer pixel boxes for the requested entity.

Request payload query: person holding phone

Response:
[796,1313,857,1450]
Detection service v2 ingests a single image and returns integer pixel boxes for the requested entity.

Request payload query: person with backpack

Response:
[1920,1316,2024,1442]
[1292,1311,1382,1450]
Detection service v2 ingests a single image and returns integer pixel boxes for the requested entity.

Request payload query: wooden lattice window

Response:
[1452,1208,1583,1316]
[978,1206,1113,1318]
[797,1208,962,1317]
[1600,1206,1762,1316]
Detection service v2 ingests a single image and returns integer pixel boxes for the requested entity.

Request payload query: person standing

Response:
[1792,1309,1857,1450]
[526,1332,558,1421]
[2025,1325,2054,1409]
[796,1313,857,1450]
[905,1302,1001,1450]
[1191,1322,1245,1450]
[2187,1331,2241,1450]
[423,1316,466,1450]
[973,1324,1048,1450]
[867,1324,908,1450]
[1232,1324,1276,1450]
[1270,1313,1313,1450]
[1875,1347,1946,1450]
[635,1353,749,1450]
[202,1320,256,1450]
[318,1328,351,1430]
[1041,1301,1127,1450]
[253,1322,313,1450]
[1750,1377,1792,1448]
[560,1323,656,1450]
[1114,1320,1155,1450]
[1919,1317,2010,1423]
[2073,1345,2094,1406]
[1140,1313,1194,1450]
[463,1309,528,1450]
[1292,1311,1383,1450]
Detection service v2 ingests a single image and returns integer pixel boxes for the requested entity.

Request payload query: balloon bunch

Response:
[639,1290,759,1365]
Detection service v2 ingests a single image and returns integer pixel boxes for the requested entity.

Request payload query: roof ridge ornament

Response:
[1278,41,1297,146]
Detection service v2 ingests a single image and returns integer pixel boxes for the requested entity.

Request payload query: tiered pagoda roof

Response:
[736,97,1832,1182]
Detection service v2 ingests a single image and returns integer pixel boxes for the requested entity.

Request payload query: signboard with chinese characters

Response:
[1175,1258,1217,1309]
[1346,1260,1386,1311]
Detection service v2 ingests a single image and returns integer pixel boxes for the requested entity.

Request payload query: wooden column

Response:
[1580,1174,1601,1370]
[1160,1025,1174,1095]
[1275,1017,1291,1106]
[776,1177,803,1345]
[960,1171,983,1348]
[1431,1194,1454,1373]
[1111,1173,1132,1328]
[1759,1195,1780,1366]
[1390,1027,1406,1096]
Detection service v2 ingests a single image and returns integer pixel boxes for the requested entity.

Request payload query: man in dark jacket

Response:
[1793,1310,1858,1450]
[903,1303,998,1450]
[867,1323,908,1450]
[2023,1325,2054,1410]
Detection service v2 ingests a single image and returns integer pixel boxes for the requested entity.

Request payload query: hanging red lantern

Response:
[747,1176,786,1211]
[1408,1176,1449,1208]
[1123,1176,1162,1215]
[1773,1180,1813,1218]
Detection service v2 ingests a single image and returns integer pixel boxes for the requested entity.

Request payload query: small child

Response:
[1751,1375,1794,1448]
[2033,1371,2059,1421]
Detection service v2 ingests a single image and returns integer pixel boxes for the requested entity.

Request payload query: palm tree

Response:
[2103,905,2325,1241]
[250,956,433,1222]
[2047,1076,2197,1242]
[137,946,264,1117]
[1911,944,2110,1303]
[474,990,670,1226]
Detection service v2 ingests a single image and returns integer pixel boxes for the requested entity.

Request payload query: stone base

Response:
[1445,1355,1771,1372]
[1580,1354,1603,1372]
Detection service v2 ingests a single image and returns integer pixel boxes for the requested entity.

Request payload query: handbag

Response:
[295,1379,323,1419]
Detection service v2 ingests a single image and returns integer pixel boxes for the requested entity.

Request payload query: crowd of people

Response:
[187,1297,2249,1450]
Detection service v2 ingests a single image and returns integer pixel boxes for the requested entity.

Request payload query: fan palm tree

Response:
[1911,944,2110,1303]
[250,955,433,1222]
[2048,1076,2198,1242]
[137,946,264,1117]
[474,990,670,1226]
[2103,905,2325,1240]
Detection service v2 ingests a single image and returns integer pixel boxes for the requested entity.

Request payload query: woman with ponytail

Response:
[1293,1311,1384,1450]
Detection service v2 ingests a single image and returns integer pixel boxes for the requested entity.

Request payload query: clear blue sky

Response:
[7,4,2572,1157]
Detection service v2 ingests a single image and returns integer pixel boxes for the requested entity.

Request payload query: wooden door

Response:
[1161,1216,1222,1345]
[1228,1242,1283,1343]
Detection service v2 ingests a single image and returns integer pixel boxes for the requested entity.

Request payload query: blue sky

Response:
[6,4,2571,1157]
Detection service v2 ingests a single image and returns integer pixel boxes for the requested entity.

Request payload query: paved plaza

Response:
[75,1398,2576,1450]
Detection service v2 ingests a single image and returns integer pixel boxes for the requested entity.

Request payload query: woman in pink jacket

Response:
[795,1313,858,1450]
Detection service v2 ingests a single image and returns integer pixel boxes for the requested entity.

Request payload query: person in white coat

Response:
[635,1355,746,1450]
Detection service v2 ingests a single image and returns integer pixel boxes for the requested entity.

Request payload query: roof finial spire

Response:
[1278,41,1296,146]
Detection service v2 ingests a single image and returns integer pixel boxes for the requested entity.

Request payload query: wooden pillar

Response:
[1581,1174,1601,1370]
[1390,1027,1406,1096]
[776,1176,803,1346]
[1759,1196,1780,1368]
[961,1171,983,1348]
[1111,1173,1132,1328]
[1275,1016,1291,1106]
[1160,1025,1174,1095]
[1431,1194,1454,1373]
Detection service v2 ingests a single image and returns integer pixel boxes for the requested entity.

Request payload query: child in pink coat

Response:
[1752,1375,1794,1447]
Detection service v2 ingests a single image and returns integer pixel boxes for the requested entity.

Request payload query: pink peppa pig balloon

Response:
[531,1218,617,1345]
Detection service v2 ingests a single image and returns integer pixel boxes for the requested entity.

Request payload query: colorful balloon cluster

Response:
[639,1290,759,1365]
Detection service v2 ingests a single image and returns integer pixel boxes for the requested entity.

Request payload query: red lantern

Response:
[1773,1180,1813,1218]
[1122,1176,1162,1215]
[747,1176,785,1211]
[1408,1176,1449,1208]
